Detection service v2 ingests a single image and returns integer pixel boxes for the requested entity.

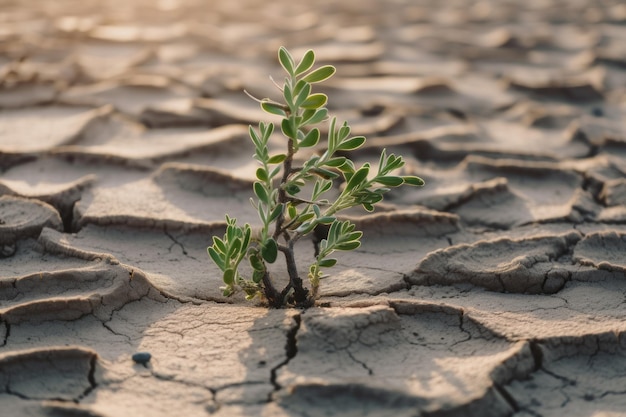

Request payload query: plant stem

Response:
[279,242,310,305]
[273,138,294,240]
[261,269,283,308]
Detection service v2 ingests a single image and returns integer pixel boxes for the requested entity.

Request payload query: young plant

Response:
[208,47,424,308]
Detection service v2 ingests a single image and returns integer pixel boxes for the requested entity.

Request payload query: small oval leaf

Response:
[362,203,375,212]
[261,101,286,116]
[302,65,336,83]
[278,46,295,75]
[299,128,320,148]
[261,238,278,263]
[294,83,312,108]
[324,157,347,167]
[281,118,297,140]
[267,154,287,164]
[347,166,369,190]
[301,93,328,110]
[249,254,265,271]
[336,241,361,251]
[306,108,328,125]
[252,270,264,283]
[403,176,425,186]
[285,183,301,195]
[212,236,226,254]
[337,136,366,151]
[288,204,297,219]
[254,182,269,204]
[269,204,283,222]
[256,168,268,182]
[313,167,339,180]
[295,49,315,75]
[223,268,235,285]
[376,176,404,187]
[318,258,337,268]
[208,247,224,270]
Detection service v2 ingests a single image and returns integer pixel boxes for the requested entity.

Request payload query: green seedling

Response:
[208,47,424,308]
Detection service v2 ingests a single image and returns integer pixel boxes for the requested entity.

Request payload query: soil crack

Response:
[269,313,302,395]
[1,320,9,347]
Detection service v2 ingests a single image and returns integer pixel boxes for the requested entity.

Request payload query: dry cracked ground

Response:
[1,0,626,416]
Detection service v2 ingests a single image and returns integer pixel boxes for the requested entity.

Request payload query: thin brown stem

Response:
[261,269,283,308]
[278,242,310,306]
[273,138,295,240]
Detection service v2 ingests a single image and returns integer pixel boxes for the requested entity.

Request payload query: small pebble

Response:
[591,106,603,117]
[132,352,152,365]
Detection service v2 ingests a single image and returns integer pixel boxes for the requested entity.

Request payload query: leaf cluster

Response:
[208,47,424,307]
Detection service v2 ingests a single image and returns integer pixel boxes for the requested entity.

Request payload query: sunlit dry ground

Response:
[1,0,626,416]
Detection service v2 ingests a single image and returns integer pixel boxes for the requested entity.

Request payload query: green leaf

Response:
[261,101,286,116]
[335,241,361,251]
[294,83,312,108]
[248,126,261,147]
[212,236,226,254]
[288,204,297,219]
[208,247,224,270]
[301,93,328,109]
[269,204,283,222]
[249,254,265,272]
[363,192,384,205]
[325,157,347,167]
[254,182,269,204]
[346,231,363,241]
[299,128,320,148]
[384,154,404,172]
[278,46,295,75]
[259,121,274,139]
[285,183,300,195]
[268,154,287,164]
[228,237,242,260]
[295,49,315,75]
[362,203,374,212]
[296,221,316,234]
[403,176,425,186]
[262,238,278,263]
[317,216,335,224]
[313,167,339,180]
[302,65,336,83]
[256,168,268,182]
[315,179,333,196]
[223,268,235,285]
[376,176,404,187]
[222,286,234,297]
[346,165,369,190]
[341,221,355,233]
[293,79,308,95]
[327,117,338,150]
[378,148,387,173]
[298,211,315,223]
[337,136,366,151]
[283,82,294,107]
[337,159,355,174]
[338,123,351,141]
[318,258,337,268]
[304,108,328,125]
[281,118,297,140]
[252,269,264,283]
[327,221,340,241]
[242,225,252,251]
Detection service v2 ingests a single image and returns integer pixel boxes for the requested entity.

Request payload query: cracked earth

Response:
[1,0,626,415]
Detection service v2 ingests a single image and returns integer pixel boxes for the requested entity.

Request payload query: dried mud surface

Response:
[1,0,626,416]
